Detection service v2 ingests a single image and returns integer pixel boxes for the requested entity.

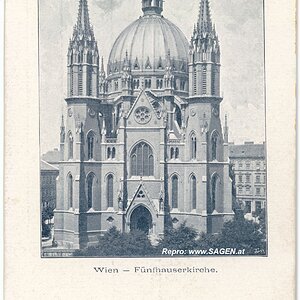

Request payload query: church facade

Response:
[55,0,234,249]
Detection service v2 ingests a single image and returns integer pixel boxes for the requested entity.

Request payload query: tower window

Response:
[211,67,215,95]
[107,147,111,159]
[202,66,207,95]
[87,132,94,160]
[211,131,219,160]
[191,133,197,159]
[130,142,154,177]
[171,175,179,209]
[107,174,114,208]
[78,68,83,95]
[175,147,179,159]
[87,174,94,210]
[88,66,93,96]
[68,132,73,160]
[191,175,197,210]
[170,148,175,159]
[68,174,73,208]
[211,174,220,212]
[112,147,116,159]
[193,68,197,95]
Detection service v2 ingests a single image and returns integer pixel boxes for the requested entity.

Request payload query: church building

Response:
[55,0,234,249]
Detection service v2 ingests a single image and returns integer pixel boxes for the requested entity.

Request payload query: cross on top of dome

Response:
[142,0,163,15]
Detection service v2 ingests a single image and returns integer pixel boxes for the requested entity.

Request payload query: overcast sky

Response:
[39,0,265,154]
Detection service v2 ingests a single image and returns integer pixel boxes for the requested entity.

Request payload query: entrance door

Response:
[130,206,152,234]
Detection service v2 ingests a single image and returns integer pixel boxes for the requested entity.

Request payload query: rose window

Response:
[134,107,151,124]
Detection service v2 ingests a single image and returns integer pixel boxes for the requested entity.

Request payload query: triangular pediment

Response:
[126,183,158,215]
[126,90,163,127]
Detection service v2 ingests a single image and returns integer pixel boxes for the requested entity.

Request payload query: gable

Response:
[126,90,163,128]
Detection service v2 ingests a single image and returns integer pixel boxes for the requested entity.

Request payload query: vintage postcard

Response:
[5,0,296,298]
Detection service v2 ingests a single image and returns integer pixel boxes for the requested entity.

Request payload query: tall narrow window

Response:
[88,66,93,96]
[87,174,94,209]
[68,132,73,160]
[193,68,197,95]
[211,67,215,95]
[170,148,174,159]
[130,142,154,176]
[191,175,197,210]
[68,174,73,208]
[211,131,218,160]
[171,175,179,209]
[78,68,83,95]
[87,132,94,160]
[211,175,218,212]
[191,133,197,159]
[202,65,207,94]
[107,174,114,208]
[112,147,116,159]
[175,148,179,159]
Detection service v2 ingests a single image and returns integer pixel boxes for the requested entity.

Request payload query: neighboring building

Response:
[229,142,266,217]
[54,0,234,249]
[41,160,59,210]
[42,149,60,168]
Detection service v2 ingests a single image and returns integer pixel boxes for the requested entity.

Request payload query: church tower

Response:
[189,0,220,97]
[186,0,233,233]
[67,0,99,98]
[55,0,103,249]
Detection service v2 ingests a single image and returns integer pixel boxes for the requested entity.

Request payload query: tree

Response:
[74,227,155,257]
[156,222,198,255]
[216,217,266,255]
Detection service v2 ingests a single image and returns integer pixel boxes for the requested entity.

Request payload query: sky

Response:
[39,0,265,154]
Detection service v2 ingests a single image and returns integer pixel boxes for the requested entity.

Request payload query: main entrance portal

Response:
[130,206,152,234]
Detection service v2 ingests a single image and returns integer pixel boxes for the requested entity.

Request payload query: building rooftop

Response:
[41,160,59,172]
[229,143,265,159]
[42,149,60,164]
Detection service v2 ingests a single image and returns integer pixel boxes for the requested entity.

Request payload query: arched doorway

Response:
[130,206,152,234]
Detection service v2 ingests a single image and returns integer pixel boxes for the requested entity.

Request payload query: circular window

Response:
[134,107,151,124]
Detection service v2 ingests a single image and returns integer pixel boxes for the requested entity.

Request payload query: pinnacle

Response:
[77,0,91,33]
[198,0,213,35]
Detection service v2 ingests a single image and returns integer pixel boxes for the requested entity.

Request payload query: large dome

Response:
[108,14,189,74]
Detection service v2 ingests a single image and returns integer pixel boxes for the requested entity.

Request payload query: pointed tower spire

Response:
[77,0,91,33]
[198,0,212,35]
[67,0,99,98]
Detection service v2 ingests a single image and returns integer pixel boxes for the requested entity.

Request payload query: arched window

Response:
[170,147,174,159]
[68,174,73,208]
[212,131,219,160]
[87,174,94,209]
[112,147,116,159]
[107,174,114,208]
[130,142,154,176]
[171,175,179,209]
[211,174,220,212]
[175,147,179,159]
[87,132,94,160]
[68,132,73,160]
[191,175,197,210]
[175,105,182,128]
[191,133,197,159]
[107,147,111,159]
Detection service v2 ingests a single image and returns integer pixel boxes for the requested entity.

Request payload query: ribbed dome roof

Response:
[108,14,189,73]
